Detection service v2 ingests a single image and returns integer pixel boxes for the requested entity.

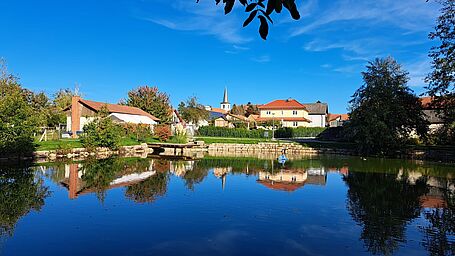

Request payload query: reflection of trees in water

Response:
[0,166,49,237]
[80,157,152,203]
[125,172,169,203]
[344,172,427,255]
[420,188,455,256]
[181,162,209,191]
[80,158,119,203]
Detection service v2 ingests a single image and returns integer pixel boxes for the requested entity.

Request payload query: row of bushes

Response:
[197,126,271,138]
[81,120,179,150]
[274,127,327,138]
[197,126,326,139]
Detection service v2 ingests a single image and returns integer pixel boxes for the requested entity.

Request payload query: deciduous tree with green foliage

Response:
[123,85,172,123]
[426,0,455,144]
[52,88,76,125]
[178,97,209,124]
[345,57,428,155]
[0,63,38,156]
[80,106,123,150]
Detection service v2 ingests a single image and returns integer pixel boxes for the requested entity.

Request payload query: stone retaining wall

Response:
[206,142,354,155]
[33,143,150,162]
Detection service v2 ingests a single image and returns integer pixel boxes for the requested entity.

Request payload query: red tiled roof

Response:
[328,113,349,122]
[420,96,437,109]
[255,117,311,122]
[257,180,304,192]
[258,99,307,110]
[228,113,248,121]
[210,107,228,114]
[71,98,160,121]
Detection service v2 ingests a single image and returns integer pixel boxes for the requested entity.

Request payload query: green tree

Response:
[80,105,123,150]
[198,0,301,40]
[345,57,428,155]
[52,88,76,125]
[123,85,172,123]
[178,97,209,124]
[53,88,75,111]
[0,63,38,156]
[425,0,455,144]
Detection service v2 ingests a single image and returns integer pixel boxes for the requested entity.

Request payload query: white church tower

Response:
[220,87,231,112]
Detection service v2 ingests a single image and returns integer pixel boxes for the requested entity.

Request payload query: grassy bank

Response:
[35,137,160,151]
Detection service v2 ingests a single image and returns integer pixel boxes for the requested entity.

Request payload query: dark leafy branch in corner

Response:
[196,0,301,40]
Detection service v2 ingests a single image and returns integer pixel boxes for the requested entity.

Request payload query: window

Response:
[293,122,298,127]
[293,110,298,115]
[266,111,271,115]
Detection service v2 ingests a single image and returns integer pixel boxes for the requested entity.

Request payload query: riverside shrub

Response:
[197,126,271,138]
[154,124,171,142]
[81,116,122,150]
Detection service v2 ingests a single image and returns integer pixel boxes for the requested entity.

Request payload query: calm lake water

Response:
[1,155,454,256]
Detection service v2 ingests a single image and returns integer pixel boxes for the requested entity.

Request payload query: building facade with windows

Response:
[257,99,311,127]
[302,102,328,127]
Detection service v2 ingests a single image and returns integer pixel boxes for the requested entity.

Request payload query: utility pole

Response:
[272,113,275,140]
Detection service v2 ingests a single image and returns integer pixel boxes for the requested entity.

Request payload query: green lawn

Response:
[35,139,83,151]
[195,136,293,144]
[35,137,160,151]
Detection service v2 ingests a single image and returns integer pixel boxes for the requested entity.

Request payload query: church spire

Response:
[220,87,231,112]
[222,87,229,104]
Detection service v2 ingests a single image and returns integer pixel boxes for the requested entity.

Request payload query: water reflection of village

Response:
[3,156,454,255]
[47,156,455,211]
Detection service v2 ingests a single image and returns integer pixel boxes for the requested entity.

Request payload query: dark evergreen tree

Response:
[346,57,428,155]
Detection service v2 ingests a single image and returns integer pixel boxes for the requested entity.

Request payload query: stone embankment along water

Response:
[32,143,150,162]
[206,142,354,155]
[4,141,453,163]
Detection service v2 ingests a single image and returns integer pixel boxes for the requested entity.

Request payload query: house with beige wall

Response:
[256,99,312,127]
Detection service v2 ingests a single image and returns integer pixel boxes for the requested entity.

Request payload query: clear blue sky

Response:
[0,0,440,113]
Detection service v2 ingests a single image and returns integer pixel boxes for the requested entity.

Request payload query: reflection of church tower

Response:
[221,174,226,190]
[220,87,231,112]
[213,167,232,190]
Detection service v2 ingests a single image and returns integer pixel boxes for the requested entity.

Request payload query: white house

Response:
[65,96,159,138]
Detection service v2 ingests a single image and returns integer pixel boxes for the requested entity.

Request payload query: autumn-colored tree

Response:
[123,86,172,124]
[230,104,245,116]
[246,102,259,116]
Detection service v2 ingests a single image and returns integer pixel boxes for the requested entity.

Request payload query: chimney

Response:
[71,96,81,138]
